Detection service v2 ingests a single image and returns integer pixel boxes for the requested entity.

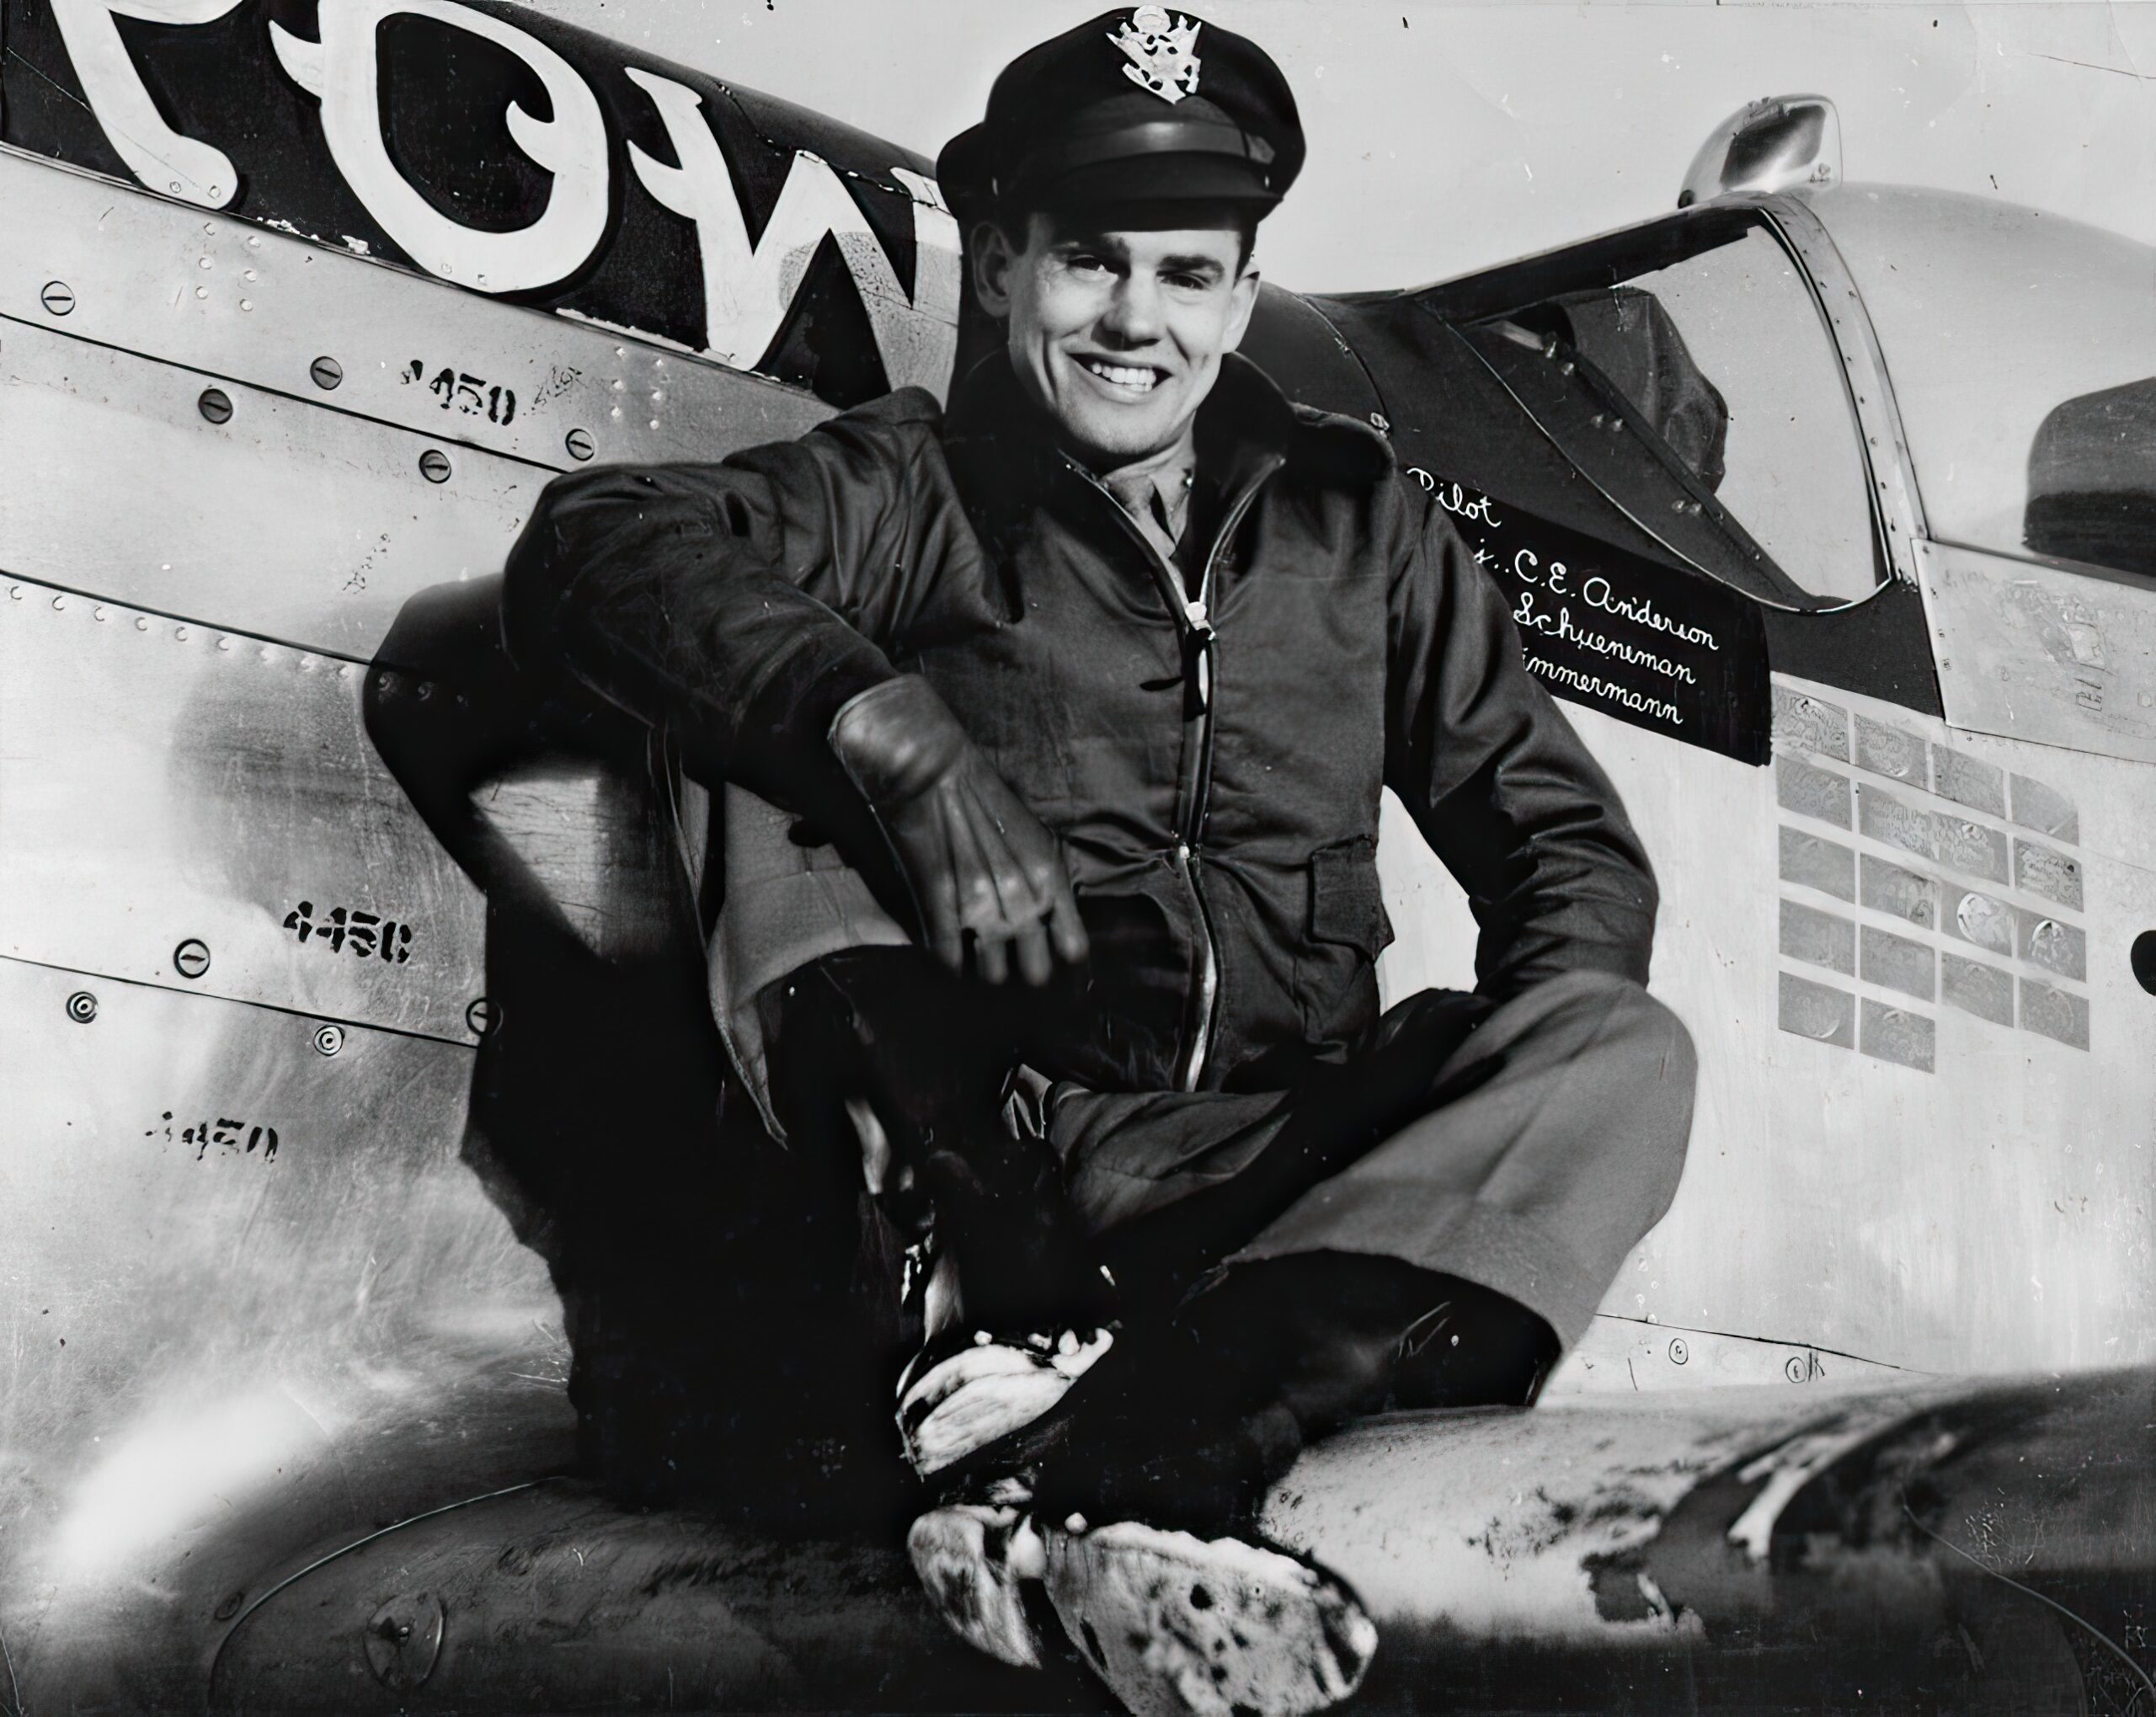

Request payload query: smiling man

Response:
[981,211,1257,467]
[503,9,1695,1711]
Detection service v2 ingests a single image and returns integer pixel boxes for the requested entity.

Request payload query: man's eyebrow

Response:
[1158,252,1228,276]
[1049,232,1127,257]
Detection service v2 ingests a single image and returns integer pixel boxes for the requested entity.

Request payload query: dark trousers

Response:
[767,952,1696,1353]
[1063,968,1696,1347]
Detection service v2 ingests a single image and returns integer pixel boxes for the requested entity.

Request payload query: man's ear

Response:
[969,219,1017,320]
[1220,262,1261,354]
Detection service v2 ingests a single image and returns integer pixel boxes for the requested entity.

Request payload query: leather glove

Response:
[830,675,1089,984]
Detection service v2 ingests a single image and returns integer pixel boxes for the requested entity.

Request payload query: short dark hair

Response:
[995,200,1260,273]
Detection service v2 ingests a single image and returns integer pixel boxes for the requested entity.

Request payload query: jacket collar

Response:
[943,349,1298,505]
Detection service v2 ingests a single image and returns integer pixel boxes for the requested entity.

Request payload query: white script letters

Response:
[627,67,958,387]
[270,0,610,293]
[50,0,245,209]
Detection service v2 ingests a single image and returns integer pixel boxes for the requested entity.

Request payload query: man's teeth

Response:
[1081,359,1160,392]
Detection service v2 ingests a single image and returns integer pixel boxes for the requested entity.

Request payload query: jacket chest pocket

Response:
[1308,836,1394,960]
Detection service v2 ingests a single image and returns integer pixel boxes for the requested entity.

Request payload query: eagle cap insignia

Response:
[1110,7,1202,104]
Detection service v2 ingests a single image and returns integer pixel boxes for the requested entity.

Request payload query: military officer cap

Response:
[937,7,1305,229]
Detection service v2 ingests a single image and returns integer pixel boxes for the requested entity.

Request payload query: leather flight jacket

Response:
[502,352,1658,1109]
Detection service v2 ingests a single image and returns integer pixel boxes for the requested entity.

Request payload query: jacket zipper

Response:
[1065,454,1279,1090]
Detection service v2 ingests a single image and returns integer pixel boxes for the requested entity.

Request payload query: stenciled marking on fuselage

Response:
[146,1110,281,1163]
[404,360,517,425]
[282,899,414,963]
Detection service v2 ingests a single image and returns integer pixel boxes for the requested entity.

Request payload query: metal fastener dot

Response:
[564,428,595,461]
[310,355,344,390]
[40,280,75,316]
[312,1023,345,1057]
[419,449,452,483]
[173,938,211,979]
[67,991,99,1024]
[198,387,233,424]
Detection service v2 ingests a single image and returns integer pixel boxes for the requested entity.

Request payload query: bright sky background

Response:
[521,1,2156,294]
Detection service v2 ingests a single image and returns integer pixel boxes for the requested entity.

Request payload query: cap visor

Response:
[1041,153,1280,211]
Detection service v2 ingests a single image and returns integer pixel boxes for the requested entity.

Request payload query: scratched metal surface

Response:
[0,571,684,1038]
[1925,537,2156,767]
[1567,682,2156,1378]
[1815,185,2156,570]
[0,573,495,1039]
[0,957,573,1709]
[1380,671,2156,1379]
[0,313,541,659]
[198,1368,2155,1711]
[0,147,835,477]
[1552,1309,1908,1394]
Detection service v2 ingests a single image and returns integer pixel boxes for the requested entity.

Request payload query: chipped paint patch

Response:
[1781,899,1855,976]
[1777,755,1850,826]
[1854,716,1928,787]
[1861,925,1935,1001]
[1771,685,1849,760]
[1858,781,1939,861]
[1778,972,1854,1047]
[2009,775,2078,842]
[1861,855,1936,928]
[1861,1000,1935,1071]
[2020,979,2089,1050]
[2014,838,2084,910]
[1940,953,2013,1025]
[1780,827,1855,900]
[1725,1421,1882,1562]
[1931,745,2005,818]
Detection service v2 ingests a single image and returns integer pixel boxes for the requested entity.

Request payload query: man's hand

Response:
[830,675,1089,984]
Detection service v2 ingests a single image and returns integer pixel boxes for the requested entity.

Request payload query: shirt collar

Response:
[943,349,1298,501]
